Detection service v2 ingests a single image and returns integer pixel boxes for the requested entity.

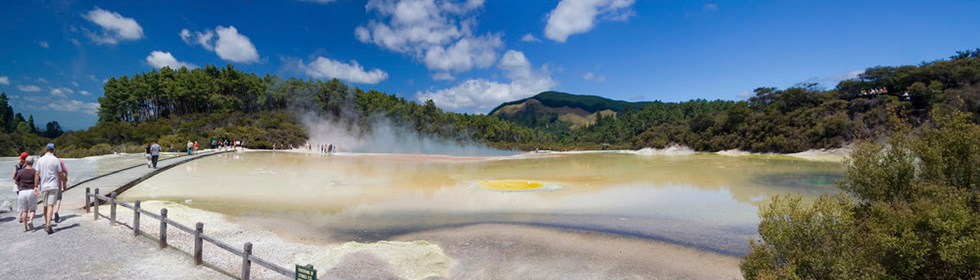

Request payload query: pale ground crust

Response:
[105,201,744,280]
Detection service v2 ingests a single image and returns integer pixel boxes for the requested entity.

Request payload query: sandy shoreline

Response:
[109,201,743,279]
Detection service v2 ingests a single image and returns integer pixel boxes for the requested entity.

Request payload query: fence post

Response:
[85,187,90,213]
[159,208,168,249]
[110,192,117,226]
[194,222,204,266]
[242,242,252,280]
[133,200,141,236]
[93,188,100,221]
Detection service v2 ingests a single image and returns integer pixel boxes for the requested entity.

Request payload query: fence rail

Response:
[87,187,317,280]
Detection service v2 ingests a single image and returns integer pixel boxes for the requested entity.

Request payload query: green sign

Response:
[296,264,316,280]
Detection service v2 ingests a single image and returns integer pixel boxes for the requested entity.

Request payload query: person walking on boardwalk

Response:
[145,143,152,168]
[12,152,29,223]
[12,152,28,181]
[150,141,162,168]
[35,143,65,234]
[187,140,193,155]
[14,156,38,231]
[52,152,68,223]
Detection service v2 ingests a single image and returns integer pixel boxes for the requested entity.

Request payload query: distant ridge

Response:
[489,91,649,130]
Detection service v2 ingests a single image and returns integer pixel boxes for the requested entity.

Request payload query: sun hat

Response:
[19,152,28,161]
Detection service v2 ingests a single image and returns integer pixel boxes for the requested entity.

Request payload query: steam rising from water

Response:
[302,113,514,156]
[294,86,514,157]
[634,144,696,156]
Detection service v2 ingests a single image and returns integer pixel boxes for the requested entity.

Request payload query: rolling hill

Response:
[488,91,649,130]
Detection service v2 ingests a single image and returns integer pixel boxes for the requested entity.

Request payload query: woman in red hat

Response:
[12,152,28,223]
[12,152,28,185]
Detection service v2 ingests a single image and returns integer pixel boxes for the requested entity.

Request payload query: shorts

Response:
[40,189,60,206]
[17,190,37,212]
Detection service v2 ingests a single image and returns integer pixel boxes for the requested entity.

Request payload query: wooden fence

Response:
[85,187,318,280]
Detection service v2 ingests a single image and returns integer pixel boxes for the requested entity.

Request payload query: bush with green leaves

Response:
[741,111,980,279]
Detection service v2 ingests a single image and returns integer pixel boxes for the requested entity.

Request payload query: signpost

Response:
[296,264,316,280]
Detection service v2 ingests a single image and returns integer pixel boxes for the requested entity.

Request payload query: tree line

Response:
[0,93,66,155]
[4,48,980,157]
[566,48,980,153]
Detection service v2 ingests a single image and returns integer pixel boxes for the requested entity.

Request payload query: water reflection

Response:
[120,151,843,256]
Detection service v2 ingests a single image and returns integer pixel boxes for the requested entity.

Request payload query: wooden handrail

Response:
[200,233,244,257]
[86,191,306,279]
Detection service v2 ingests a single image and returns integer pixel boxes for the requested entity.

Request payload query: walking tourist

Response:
[14,156,37,232]
[187,140,193,155]
[12,152,28,181]
[12,152,28,223]
[35,143,65,234]
[145,143,152,168]
[151,141,161,168]
[52,153,68,223]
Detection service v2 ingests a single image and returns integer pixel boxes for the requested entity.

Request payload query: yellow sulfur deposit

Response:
[479,180,546,191]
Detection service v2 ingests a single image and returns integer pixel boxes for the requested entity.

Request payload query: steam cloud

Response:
[291,85,513,157]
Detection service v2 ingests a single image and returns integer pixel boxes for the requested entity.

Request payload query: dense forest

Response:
[48,64,546,156]
[1,48,979,157]
[0,93,66,155]
[560,48,980,152]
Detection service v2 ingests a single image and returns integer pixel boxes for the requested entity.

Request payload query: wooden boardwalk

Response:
[63,150,230,210]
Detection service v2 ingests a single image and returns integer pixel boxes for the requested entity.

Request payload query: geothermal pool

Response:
[119,150,843,257]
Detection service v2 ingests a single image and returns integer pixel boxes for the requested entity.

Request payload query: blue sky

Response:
[2,0,979,130]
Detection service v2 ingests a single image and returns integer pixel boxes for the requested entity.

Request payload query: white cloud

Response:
[82,7,145,45]
[356,0,501,75]
[37,78,48,83]
[47,99,100,115]
[18,85,41,92]
[39,41,49,48]
[422,35,501,72]
[215,26,260,63]
[544,0,635,43]
[146,51,198,69]
[300,56,388,84]
[737,90,752,99]
[80,90,91,96]
[88,74,99,82]
[583,72,606,82]
[50,87,74,98]
[180,29,215,51]
[181,26,259,63]
[520,33,541,43]
[416,49,557,111]
[0,76,9,85]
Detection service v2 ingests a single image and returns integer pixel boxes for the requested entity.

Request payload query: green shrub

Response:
[742,111,980,279]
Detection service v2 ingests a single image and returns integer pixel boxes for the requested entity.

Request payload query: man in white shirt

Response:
[35,143,65,234]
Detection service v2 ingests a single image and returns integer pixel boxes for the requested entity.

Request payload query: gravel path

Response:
[0,208,231,279]
[0,150,235,279]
